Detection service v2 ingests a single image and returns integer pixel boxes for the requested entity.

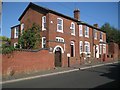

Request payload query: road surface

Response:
[2,63,120,88]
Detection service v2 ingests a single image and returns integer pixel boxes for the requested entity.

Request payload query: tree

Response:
[0,36,10,42]
[18,23,41,49]
[0,36,11,47]
[101,23,120,48]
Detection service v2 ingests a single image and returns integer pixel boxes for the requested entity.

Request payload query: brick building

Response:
[11,3,108,67]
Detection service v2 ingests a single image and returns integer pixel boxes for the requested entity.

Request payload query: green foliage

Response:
[2,45,15,54]
[18,23,41,49]
[0,36,10,42]
[101,23,120,48]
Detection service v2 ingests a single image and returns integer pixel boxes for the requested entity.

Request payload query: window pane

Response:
[44,23,46,28]
[43,17,46,22]
[80,29,82,35]
[58,19,62,25]
[43,38,46,43]
[58,25,62,30]
[71,24,74,28]
[71,29,74,33]
[43,44,46,48]
[80,41,83,52]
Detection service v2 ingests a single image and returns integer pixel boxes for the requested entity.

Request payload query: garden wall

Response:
[2,49,54,76]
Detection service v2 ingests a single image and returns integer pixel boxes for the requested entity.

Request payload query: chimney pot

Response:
[74,8,80,21]
[94,24,99,28]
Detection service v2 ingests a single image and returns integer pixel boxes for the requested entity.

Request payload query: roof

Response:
[78,21,106,33]
[18,2,105,33]
[18,2,78,22]
[11,24,20,29]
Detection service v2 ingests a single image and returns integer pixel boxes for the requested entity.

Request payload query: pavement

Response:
[2,60,120,84]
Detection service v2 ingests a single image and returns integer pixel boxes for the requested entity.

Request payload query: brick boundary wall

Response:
[1,44,119,77]
[2,49,54,77]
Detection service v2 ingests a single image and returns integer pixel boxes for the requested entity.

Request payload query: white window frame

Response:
[42,37,46,48]
[85,26,89,38]
[42,16,46,31]
[79,41,83,54]
[57,18,63,33]
[94,29,97,40]
[56,37,64,43]
[103,44,106,54]
[99,44,102,54]
[79,25,83,37]
[14,27,19,38]
[84,41,90,53]
[71,22,75,35]
[14,42,18,48]
[100,32,103,41]
[21,23,24,34]
[70,41,75,57]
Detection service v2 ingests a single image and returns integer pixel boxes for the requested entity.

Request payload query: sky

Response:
[2,2,119,38]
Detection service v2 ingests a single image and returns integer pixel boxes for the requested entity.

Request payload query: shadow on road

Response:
[90,63,120,89]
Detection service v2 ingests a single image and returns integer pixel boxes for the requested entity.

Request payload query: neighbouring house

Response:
[10,2,118,68]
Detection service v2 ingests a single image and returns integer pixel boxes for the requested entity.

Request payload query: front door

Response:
[55,48,61,67]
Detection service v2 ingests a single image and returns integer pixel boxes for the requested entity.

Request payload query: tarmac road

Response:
[2,63,120,88]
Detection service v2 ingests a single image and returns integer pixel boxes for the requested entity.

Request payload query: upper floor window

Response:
[42,37,46,48]
[85,26,89,38]
[84,41,90,53]
[100,32,103,40]
[79,41,83,54]
[71,22,75,35]
[79,25,83,37]
[21,23,24,34]
[42,16,46,31]
[57,18,63,33]
[94,29,97,39]
[56,37,64,43]
[14,27,19,38]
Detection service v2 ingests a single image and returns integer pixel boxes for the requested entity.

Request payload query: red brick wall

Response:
[2,50,54,76]
[47,12,80,67]
[11,7,48,48]
[105,43,119,61]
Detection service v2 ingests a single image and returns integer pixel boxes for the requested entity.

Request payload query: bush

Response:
[2,46,15,54]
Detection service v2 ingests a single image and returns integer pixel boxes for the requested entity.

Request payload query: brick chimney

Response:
[93,24,99,28]
[74,8,80,21]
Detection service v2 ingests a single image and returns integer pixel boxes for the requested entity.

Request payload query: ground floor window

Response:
[14,42,18,48]
[84,41,90,53]
[99,44,102,54]
[80,41,83,54]
[70,41,75,57]
[103,44,106,54]
[55,37,64,43]
[42,37,46,48]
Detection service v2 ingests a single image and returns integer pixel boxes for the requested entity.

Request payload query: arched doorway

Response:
[53,45,64,67]
[55,47,61,67]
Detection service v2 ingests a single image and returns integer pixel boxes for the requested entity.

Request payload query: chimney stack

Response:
[93,24,99,28]
[74,8,80,21]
